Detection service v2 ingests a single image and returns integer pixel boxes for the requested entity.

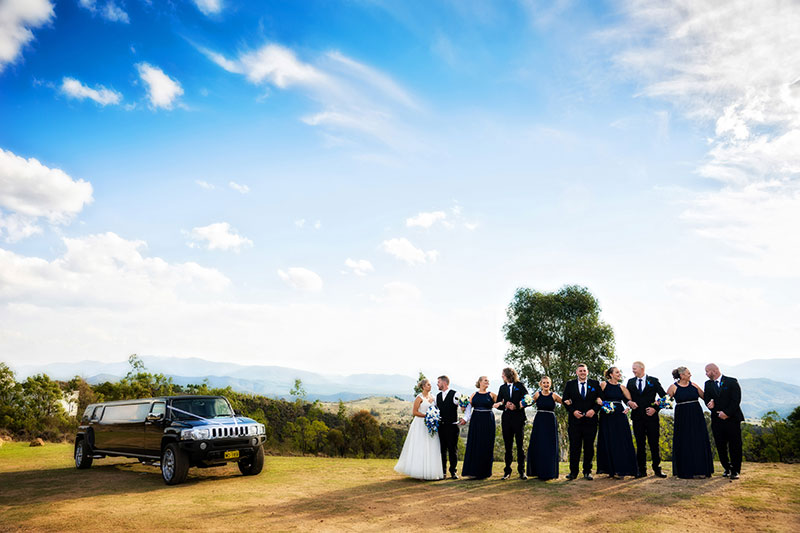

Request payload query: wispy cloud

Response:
[78,0,129,24]
[0,0,53,72]
[228,181,250,194]
[195,180,215,190]
[344,258,374,276]
[381,237,438,266]
[278,267,323,291]
[192,0,223,16]
[185,222,253,252]
[406,211,446,228]
[617,0,800,277]
[199,42,421,151]
[136,63,183,110]
[60,77,122,106]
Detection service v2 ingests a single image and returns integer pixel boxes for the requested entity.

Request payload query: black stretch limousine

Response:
[74,395,266,484]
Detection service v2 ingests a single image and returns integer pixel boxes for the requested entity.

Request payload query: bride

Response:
[394,378,445,480]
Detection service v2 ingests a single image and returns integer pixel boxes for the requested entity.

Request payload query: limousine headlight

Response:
[181,428,211,440]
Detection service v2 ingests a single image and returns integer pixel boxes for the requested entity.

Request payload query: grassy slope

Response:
[1,442,798,532]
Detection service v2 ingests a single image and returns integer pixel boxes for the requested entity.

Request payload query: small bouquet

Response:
[521,393,534,408]
[424,406,441,436]
[601,401,615,414]
[457,394,470,409]
[652,396,673,410]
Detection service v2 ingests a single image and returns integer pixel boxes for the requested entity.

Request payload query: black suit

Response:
[626,375,667,474]
[496,381,528,476]
[436,389,459,475]
[562,378,601,476]
[704,375,744,474]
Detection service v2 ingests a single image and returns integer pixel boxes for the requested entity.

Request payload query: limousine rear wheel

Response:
[161,443,189,485]
[238,445,264,476]
[75,438,93,469]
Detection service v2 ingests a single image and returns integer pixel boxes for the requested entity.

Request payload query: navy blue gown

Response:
[672,383,714,478]
[596,383,639,477]
[461,392,496,479]
[525,392,559,480]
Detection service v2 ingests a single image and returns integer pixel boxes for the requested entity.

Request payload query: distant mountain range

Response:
[9,355,800,418]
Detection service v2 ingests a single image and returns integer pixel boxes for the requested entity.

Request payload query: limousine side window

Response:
[91,406,104,421]
[103,403,151,422]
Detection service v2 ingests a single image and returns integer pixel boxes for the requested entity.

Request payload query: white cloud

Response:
[370,281,421,304]
[406,210,447,228]
[278,267,323,291]
[294,218,306,228]
[195,180,215,190]
[60,77,122,106]
[0,0,53,72]
[0,232,230,307]
[102,1,128,23]
[617,0,800,277]
[192,0,223,16]
[344,258,374,276]
[228,181,249,194]
[0,147,93,241]
[186,222,253,252]
[381,237,438,266]
[314,220,321,229]
[200,43,419,150]
[136,63,183,110]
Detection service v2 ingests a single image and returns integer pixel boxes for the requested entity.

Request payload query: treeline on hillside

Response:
[0,358,406,459]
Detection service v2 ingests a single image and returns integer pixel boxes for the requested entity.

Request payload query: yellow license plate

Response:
[224,450,239,459]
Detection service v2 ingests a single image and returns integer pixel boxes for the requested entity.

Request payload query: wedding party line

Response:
[394,362,743,482]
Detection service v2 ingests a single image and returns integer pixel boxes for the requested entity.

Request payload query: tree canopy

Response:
[503,285,615,394]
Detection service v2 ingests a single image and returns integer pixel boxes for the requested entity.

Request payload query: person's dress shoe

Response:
[520,473,528,480]
[450,473,459,480]
[565,473,577,480]
[654,469,667,478]
[635,472,647,478]
[501,474,511,480]
[584,473,594,480]
[723,470,730,477]
[730,472,740,480]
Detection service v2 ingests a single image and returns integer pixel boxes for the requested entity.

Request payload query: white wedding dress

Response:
[394,394,445,480]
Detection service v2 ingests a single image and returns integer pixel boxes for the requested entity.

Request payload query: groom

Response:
[626,361,668,478]
[436,375,466,479]
[562,363,601,480]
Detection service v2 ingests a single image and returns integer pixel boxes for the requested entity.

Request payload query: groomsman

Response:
[436,375,467,479]
[704,363,744,480]
[562,363,601,480]
[494,367,528,480]
[625,361,667,478]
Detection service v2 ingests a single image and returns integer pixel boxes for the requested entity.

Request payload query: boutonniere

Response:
[588,385,595,392]
[646,380,653,388]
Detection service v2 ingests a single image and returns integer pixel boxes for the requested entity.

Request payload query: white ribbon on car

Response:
[167,405,239,425]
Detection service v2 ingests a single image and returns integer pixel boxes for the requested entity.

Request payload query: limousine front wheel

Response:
[161,443,189,485]
[238,446,264,476]
[74,439,93,469]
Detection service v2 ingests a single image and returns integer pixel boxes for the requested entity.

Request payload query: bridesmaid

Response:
[525,376,562,481]
[596,367,639,478]
[667,366,714,479]
[461,376,497,479]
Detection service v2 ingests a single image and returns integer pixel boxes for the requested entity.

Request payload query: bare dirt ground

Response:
[1,442,798,532]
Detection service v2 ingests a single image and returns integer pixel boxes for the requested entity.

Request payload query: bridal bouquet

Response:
[521,393,534,408]
[601,401,615,414]
[652,396,673,410]
[457,394,470,408]
[424,406,441,436]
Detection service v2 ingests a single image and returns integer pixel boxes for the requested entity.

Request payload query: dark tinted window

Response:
[169,398,233,420]
[103,403,150,422]
[91,406,104,420]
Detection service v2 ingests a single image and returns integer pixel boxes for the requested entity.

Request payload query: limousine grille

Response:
[180,423,264,441]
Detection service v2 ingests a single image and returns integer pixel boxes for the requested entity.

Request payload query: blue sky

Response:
[2,0,799,386]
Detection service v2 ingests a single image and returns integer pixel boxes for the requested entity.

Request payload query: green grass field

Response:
[1,442,798,532]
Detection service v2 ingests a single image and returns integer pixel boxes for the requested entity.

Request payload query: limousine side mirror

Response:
[146,413,164,422]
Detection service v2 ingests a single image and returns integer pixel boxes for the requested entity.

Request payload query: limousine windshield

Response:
[170,397,234,420]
